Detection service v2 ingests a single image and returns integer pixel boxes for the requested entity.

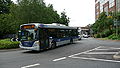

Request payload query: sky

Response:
[12,0,95,27]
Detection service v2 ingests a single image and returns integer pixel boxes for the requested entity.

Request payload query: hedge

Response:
[108,34,120,40]
[0,39,19,49]
[94,34,101,38]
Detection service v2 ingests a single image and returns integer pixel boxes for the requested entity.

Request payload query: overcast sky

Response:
[12,0,95,27]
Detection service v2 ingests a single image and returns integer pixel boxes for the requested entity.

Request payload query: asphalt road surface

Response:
[0,38,120,68]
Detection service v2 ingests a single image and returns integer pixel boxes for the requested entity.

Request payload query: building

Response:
[116,0,120,11]
[78,27,90,36]
[95,0,119,20]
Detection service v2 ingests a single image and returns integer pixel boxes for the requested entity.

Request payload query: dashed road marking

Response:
[53,57,67,62]
[21,63,40,68]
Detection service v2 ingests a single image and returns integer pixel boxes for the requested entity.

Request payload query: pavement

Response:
[113,51,120,59]
[96,38,120,42]
[0,48,21,52]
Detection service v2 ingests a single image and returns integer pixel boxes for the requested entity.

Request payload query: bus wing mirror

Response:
[11,38,20,41]
[11,38,17,41]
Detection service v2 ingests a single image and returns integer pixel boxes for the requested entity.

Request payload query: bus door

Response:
[39,28,49,50]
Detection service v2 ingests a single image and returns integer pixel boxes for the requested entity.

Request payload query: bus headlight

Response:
[33,41,39,46]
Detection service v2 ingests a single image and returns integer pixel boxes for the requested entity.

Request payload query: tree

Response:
[0,0,16,38]
[0,14,16,37]
[60,10,70,26]
[91,12,114,37]
[0,0,70,38]
[13,0,63,24]
[0,0,13,14]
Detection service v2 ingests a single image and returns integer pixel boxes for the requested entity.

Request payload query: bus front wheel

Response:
[51,41,56,49]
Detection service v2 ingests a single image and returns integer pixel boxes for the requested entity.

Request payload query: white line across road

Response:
[84,52,118,55]
[71,56,120,63]
[21,63,40,68]
[96,48,120,50]
[53,57,67,62]
[95,46,120,50]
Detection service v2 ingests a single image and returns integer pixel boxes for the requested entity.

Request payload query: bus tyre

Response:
[51,41,56,49]
[70,39,73,44]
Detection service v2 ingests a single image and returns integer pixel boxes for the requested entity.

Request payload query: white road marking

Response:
[84,52,118,55]
[68,46,101,57]
[68,46,120,63]
[71,56,120,63]
[98,46,120,49]
[53,57,67,62]
[52,46,120,63]
[95,48,120,50]
[21,63,40,68]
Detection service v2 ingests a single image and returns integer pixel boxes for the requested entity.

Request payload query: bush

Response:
[112,28,120,34]
[101,29,112,38]
[108,34,114,39]
[0,39,19,49]
[108,34,120,40]
[94,34,101,38]
[118,35,120,40]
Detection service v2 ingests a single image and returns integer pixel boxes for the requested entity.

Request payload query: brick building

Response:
[95,0,119,20]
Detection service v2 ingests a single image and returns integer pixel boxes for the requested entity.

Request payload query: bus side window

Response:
[59,29,65,38]
[47,28,56,38]
[65,29,69,37]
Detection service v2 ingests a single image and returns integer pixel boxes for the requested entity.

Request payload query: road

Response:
[0,38,120,68]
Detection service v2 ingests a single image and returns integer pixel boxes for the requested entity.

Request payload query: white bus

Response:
[18,23,79,51]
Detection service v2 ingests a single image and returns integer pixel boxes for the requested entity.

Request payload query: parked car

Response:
[83,34,88,38]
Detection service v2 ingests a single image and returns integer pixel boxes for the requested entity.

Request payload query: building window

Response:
[96,6,99,10]
[117,0,120,12]
[104,6,109,15]
[109,0,115,8]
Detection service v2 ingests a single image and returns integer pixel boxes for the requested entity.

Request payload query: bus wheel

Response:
[70,39,73,44]
[51,41,56,49]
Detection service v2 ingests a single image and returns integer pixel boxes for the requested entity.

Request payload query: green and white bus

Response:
[18,23,79,51]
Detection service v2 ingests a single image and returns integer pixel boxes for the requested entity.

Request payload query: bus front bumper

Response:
[19,43,40,51]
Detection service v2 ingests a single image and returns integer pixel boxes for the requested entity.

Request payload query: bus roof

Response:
[21,23,78,29]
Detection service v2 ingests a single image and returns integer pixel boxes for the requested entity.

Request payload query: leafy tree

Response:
[91,12,114,38]
[0,0,16,38]
[0,0,13,14]
[60,10,70,26]
[0,0,70,38]
[13,0,63,24]
[0,14,15,37]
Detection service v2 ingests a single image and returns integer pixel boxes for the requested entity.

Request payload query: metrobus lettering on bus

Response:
[18,23,80,51]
